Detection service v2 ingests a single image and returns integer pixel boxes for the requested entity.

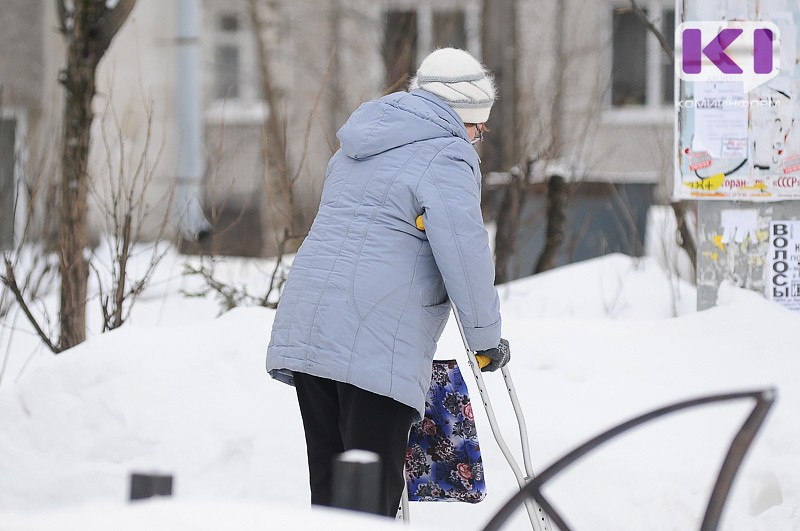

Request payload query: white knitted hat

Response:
[410,48,496,124]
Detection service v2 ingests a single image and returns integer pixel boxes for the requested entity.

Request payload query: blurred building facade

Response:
[0,0,50,250]
[1,0,673,257]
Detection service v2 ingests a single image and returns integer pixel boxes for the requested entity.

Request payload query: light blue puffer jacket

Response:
[266,89,501,419]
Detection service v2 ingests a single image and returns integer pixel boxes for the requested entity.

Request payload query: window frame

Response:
[603,0,676,124]
[0,107,28,249]
[382,0,482,74]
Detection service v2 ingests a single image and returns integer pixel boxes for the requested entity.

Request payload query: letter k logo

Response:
[676,21,781,92]
[683,28,743,74]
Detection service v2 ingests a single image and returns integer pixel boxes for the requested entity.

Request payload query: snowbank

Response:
[0,253,798,530]
[0,500,412,531]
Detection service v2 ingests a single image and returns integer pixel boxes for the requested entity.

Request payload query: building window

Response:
[383,10,418,90]
[610,3,675,109]
[432,10,466,50]
[213,12,243,100]
[612,10,647,106]
[382,1,480,91]
[661,8,675,104]
[215,44,240,100]
[0,118,16,250]
[206,4,269,116]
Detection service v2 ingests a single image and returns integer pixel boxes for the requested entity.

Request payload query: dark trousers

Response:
[293,371,416,517]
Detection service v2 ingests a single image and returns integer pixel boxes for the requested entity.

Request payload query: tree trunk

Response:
[532,0,568,275]
[56,0,137,350]
[534,175,567,274]
[58,54,94,349]
[494,170,527,284]
[672,201,697,274]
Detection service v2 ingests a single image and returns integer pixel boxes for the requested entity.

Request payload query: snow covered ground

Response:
[1,221,799,529]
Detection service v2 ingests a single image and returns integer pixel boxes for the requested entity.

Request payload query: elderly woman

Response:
[266,47,510,517]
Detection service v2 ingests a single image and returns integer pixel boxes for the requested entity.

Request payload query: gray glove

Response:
[477,338,510,372]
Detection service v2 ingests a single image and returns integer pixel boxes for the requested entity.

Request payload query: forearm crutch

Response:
[452,304,553,531]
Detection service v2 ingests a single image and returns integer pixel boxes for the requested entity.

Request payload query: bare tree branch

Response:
[248,0,297,243]
[629,0,675,66]
[189,4,335,311]
[292,48,334,186]
[110,212,132,329]
[248,0,288,181]
[1,256,60,354]
[55,0,68,34]
[90,89,172,333]
[382,74,410,96]
[97,0,137,53]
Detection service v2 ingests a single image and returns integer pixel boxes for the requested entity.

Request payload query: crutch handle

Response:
[475,354,491,369]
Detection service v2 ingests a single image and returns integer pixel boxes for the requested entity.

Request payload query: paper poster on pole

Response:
[691,82,749,159]
[675,1,800,201]
[767,221,800,311]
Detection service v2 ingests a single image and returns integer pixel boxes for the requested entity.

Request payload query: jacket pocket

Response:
[420,285,448,307]
[421,301,450,342]
[416,248,447,307]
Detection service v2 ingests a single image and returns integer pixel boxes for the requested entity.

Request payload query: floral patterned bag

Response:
[405,359,487,503]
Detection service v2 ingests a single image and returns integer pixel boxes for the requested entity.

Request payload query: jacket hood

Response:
[337,90,471,160]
